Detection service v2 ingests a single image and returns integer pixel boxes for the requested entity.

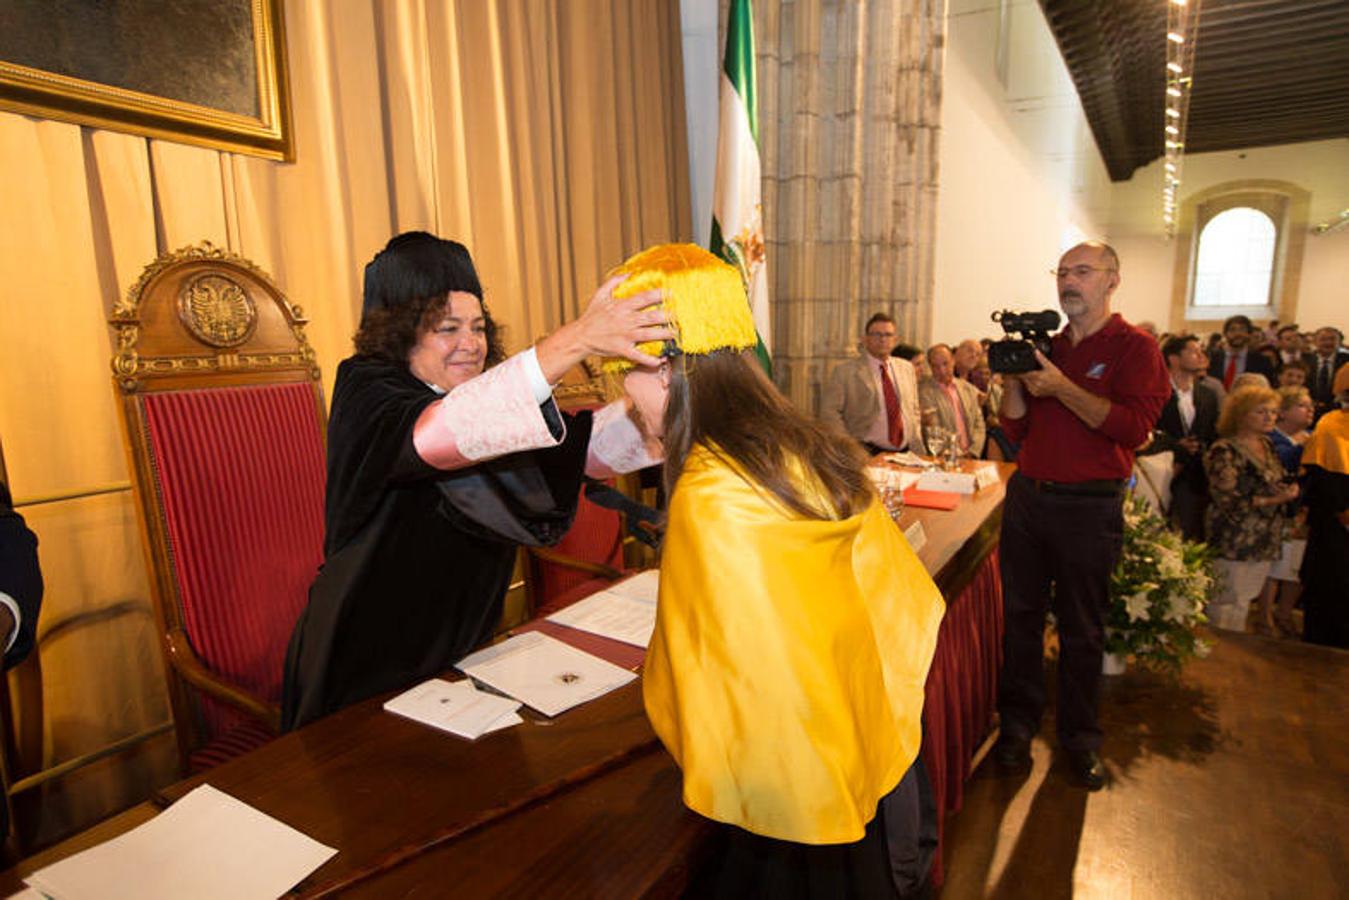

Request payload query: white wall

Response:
[931,0,1114,345]
[1109,139,1349,335]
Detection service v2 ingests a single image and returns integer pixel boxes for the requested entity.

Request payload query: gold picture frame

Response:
[0,0,293,162]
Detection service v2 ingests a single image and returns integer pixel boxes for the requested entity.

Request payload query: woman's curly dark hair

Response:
[353,231,506,366]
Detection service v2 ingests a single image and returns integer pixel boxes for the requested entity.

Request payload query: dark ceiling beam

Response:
[1039,0,1349,182]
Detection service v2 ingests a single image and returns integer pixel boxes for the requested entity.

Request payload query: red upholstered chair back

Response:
[527,487,627,617]
[110,243,327,771]
[524,377,638,617]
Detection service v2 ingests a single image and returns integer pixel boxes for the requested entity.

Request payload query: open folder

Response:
[457,631,637,717]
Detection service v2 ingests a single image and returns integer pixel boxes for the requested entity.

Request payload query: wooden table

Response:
[2,461,1012,897]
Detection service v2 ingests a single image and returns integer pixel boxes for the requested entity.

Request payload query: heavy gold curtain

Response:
[747,0,945,411]
[0,0,688,844]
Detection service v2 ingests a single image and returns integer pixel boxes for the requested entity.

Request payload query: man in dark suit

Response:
[1208,315,1274,390]
[0,481,41,671]
[1274,323,1306,372]
[1155,335,1219,541]
[1305,326,1349,419]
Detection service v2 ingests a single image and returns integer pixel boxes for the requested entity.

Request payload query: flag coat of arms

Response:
[711,0,771,373]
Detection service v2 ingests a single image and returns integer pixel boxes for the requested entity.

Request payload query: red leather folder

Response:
[514,619,646,671]
[902,487,961,510]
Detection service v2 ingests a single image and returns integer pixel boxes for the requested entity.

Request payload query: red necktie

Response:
[1223,354,1237,390]
[879,362,905,449]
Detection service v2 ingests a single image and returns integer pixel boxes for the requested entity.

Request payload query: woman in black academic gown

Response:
[1298,366,1349,648]
[281,232,670,729]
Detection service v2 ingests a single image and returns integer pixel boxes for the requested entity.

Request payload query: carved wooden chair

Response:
[110,243,326,773]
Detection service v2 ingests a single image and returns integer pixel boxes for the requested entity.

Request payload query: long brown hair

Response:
[662,349,872,520]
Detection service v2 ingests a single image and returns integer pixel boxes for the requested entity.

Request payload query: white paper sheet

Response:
[456,632,637,717]
[973,463,1001,490]
[24,784,336,900]
[546,570,659,648]
[881,451,935,469]
[383,678,523,739]
[903,520,928,552]
[916,470,977,494]
[601,568,659,603]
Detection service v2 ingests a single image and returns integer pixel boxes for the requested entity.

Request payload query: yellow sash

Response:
[1302,409,1349,476]
[643,445,945,844]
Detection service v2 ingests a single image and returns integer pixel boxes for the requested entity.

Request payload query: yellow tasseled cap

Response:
[601,243,758,374]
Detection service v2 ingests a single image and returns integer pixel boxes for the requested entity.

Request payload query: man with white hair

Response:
[919,344,986,457]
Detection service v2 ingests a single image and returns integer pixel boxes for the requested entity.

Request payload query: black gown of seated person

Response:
[281,355,592,730]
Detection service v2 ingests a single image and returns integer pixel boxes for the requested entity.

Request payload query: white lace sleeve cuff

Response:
[0,592,20,653]
[413,352,565,468]
[587,400,661,475]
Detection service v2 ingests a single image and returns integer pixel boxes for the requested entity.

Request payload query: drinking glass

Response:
[926,426,950,465]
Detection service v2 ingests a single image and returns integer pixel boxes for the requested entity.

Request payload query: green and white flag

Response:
[711,0,771,374]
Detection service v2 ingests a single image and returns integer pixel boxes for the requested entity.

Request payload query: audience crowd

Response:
[855,313,1347,647]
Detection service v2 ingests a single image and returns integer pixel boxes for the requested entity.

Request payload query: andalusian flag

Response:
[711,0,771,374]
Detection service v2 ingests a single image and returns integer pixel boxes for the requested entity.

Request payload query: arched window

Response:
[1192,207,1276,308]
[1176,184,1308,325]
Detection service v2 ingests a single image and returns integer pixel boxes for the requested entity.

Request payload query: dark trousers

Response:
[700,756,936,899]
[998,473,1124,752]
[1169,476,1208,543]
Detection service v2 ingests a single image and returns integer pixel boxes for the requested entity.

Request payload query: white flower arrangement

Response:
[1105,495,1216,672]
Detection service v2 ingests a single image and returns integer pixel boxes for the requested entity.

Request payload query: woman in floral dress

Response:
[1202,386,1300,631]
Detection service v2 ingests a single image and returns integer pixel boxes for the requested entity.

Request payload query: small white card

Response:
[973,464,1001,490]
[383,678,522,740]
[916,470,977,495]
[904,520,927,551]
[457,632,637,717]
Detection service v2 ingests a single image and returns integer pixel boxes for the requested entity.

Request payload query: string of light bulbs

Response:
[1162,0,1203,237]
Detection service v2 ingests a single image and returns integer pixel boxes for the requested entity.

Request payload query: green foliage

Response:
[1106,495,1217,673]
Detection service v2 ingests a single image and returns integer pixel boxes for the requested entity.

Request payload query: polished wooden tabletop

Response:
[1,461,1012,896]
[159,675,663,893]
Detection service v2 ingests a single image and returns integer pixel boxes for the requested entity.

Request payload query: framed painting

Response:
[0,0,293,161]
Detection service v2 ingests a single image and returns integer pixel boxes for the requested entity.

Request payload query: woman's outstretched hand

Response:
[536,274,675,384]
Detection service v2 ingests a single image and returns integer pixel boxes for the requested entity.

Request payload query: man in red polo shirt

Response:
[992,241,1169,790]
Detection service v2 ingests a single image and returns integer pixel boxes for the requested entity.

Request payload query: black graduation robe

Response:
[1299,464,1349,648]
[0,480,42,670]
[281,356,592,730]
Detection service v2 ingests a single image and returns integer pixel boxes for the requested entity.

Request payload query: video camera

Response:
[987,310,1060,374]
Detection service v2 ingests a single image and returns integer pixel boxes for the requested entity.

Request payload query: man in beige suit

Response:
[821,313,926,455]
[919,344,986,457]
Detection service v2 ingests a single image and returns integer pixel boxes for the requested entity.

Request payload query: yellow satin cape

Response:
[1302,408,1349,476]
[643,445,945,844]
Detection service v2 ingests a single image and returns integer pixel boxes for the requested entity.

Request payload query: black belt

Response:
[1023,476,1124,497]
